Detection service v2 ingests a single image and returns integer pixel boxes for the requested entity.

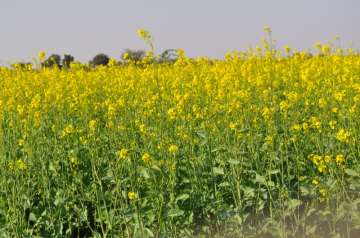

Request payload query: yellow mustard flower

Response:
[128,191,138,201]
[88,120,97,133]
[16,159,27,171]
[141,153,151,163]
[168,144,179,154]
[335,154,345,165]
[116,148,129,160]
[336,129,350,143]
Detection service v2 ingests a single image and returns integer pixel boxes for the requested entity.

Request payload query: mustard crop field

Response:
[1,34,360,237]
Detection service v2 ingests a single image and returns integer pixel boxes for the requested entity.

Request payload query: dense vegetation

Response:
[1,30,360,237]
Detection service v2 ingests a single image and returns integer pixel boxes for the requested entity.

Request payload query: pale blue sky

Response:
[0,0,359,63]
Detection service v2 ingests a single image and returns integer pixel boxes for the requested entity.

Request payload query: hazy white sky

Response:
[0,0,359,63]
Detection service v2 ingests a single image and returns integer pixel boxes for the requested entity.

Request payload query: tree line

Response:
[12,49,180,69]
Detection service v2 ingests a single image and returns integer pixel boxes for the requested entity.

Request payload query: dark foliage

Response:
[90,53,110,67]
[62,54,75,69]
[11,62,32,70]
[158,49,179,63]
[122,49,146,63]
[43,54,61,68]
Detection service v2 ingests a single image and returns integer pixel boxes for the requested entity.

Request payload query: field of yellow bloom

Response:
[1,45,360,237]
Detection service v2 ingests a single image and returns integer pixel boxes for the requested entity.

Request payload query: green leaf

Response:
[228,159,240,165]
[254,174,267,184]
[219,182,230,187]
[151,165,161,172]
[28,212,37,222]
[54,190,65,206]
[167,208,184,218]
[144,228,154,237]
[211,147,227,153]
[213,167,224,175]
[267,180,275,187]
[49,162,57,175]
[196,131,207,139]
[300,186,310,196]
[242,186,255,198]
[176,194,190,202]
[138,167,151,179]
[268,169,280,175]
[288,199,302,209]
[345,169,359,177]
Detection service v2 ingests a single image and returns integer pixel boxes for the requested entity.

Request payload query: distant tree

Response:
[11,62,32,70]
[291,52,313,59]
[43,54,61,68]
[91,53,110,67]
[62,54,75,69]
[158,49,179,63]
[121,49,146,63]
